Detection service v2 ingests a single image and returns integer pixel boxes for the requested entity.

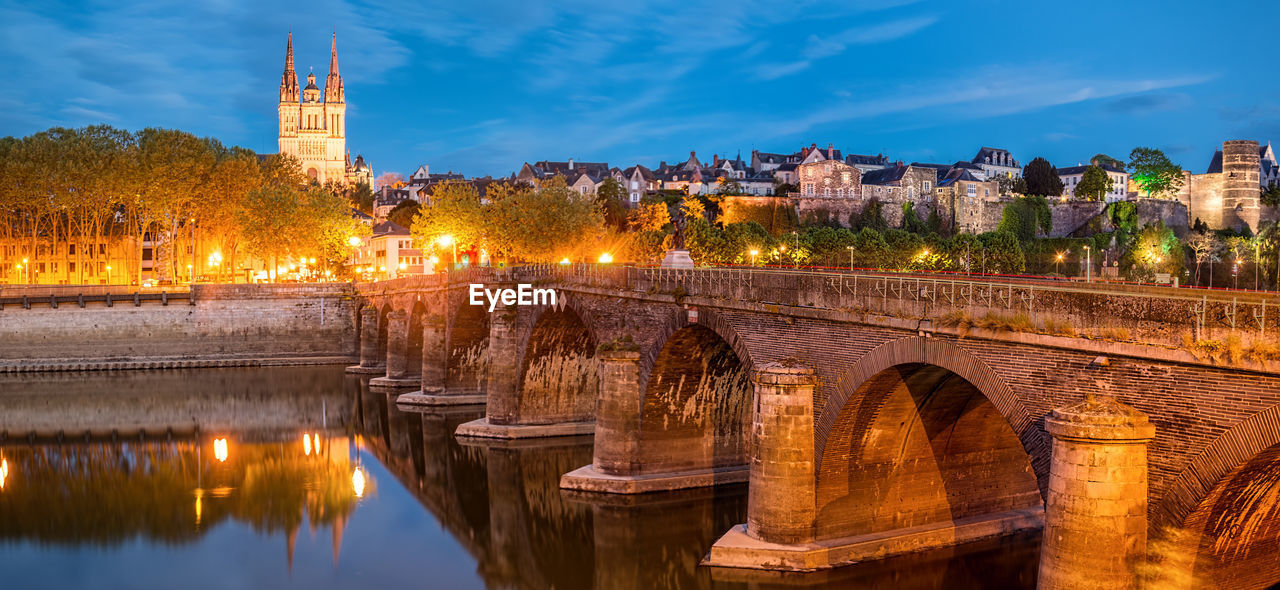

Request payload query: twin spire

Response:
[279,32,343,104]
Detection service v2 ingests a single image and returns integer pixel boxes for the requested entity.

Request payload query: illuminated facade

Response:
[277,33,371,187]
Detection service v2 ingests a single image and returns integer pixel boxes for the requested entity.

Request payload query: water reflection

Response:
[0,366,1042,589]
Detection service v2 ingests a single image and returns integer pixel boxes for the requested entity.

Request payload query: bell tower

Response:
[276,33,348,185]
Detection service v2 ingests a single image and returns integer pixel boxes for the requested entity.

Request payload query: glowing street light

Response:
[1055,251,1065,276]
[559,258,570,265]
[438,235,457,268]
[598,253,613,264]
[749,249,759,267]
[105,264,112,284]
[347,236,362,248]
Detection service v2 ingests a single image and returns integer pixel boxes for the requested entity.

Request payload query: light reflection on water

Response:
[0,366,1040,589]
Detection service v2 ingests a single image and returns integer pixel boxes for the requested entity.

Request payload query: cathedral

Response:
[277,33,373,187]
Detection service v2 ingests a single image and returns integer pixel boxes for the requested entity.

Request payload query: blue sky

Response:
[2,0,1277,179]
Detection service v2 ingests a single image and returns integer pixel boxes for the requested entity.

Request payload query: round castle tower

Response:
[1222,139,1261,232]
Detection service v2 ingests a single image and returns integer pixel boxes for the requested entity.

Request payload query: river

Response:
[0,366,1040,589]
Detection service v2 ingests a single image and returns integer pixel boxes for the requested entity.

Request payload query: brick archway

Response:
[1155,403,1280,529]
[512,300,599,425]
[817,336,1050,492]
[641,307,754,392]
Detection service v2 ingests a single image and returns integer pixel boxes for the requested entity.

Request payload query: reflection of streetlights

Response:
[352,466,366,498]
[213,438,228,463]
[1,457,8,490]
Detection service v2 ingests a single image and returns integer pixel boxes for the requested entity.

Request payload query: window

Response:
[967,184,977,197]
[630,193,639,203]
[804,183,815,195]
[631,180,638,190]
[923,181,931,190]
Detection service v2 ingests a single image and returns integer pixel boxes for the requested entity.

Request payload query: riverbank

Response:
[0,283,358,370]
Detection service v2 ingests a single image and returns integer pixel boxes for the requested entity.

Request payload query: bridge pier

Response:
[398,313,485,406]
[561,349,748,493]
[1038,395,1155,590]
[371,309,420,389]
[456,296,593,439]
[346,305,385,374]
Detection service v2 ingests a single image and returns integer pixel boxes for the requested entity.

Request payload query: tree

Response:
[1022,157,1064,197]
[1127,222,1183,281]
[774,182,798,196]
[1128,147,1184,198]
[1262,183,1280,207]
[1091,154,1126,170]
[595,178,628,231]
[852,198,888,231]
[900,201,927,234]
[1186,231,1220,286]
[347,182,375,215]
[996,174,1023,196]
[410,181,488,259]
[387,200,421,229]
[979,231,1026,274]
[488,177,604,262]
[1075,165,1114,202]
[718,177,745,196]
[997,195,1052,241]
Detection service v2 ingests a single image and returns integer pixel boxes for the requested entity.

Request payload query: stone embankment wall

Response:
[0,283,357,369]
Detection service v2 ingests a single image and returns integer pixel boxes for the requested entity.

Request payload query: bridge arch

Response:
[513,301,599,425]
[813,336,1047,542]
[446,298,489,392]
[633,308,754,475]
[1154,404,1280,588]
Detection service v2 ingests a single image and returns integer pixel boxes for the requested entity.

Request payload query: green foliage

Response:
[997,195,1052,241]
[1129,147,1184,198]
[1022,157,1064,197]
[387,199,420,229]
[1262,183,1280,207]
[347,182,375,215]
[978,231,1027,274]
[1123,221,1184,279]
[595,178,628,231]
[1075,165,1113,201]
[900,201,927,234]
[851,198,888,232]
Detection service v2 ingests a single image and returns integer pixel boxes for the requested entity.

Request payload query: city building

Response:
[349,221,426,279]
[1172,140,1279,232]
[1057,163,1129,202]
[276,33,370,186]
[971,147,1021,180]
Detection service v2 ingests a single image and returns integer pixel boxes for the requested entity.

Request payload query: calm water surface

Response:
[0,366,1039,589]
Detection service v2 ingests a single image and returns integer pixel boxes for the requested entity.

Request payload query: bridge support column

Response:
[704,362,820,568]
[371,310,419,389]
[398,314,485,406]
[456,296,594,439]
[1038,395,1155,590]
[346,305,384,374]
[562,349,750,493]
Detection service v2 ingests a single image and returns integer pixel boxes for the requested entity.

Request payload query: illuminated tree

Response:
[1075,165,1114,202]
[1128,147,1184,198]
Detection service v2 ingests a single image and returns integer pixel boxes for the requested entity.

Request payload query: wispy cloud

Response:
[754,15,938,80]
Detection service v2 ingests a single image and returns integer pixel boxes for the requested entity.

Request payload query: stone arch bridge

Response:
[354,265,1280,588]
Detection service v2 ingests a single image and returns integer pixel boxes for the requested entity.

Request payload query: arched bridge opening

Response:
[815,362,1042,542]
[515,306,598,425]
[638,324,751,475]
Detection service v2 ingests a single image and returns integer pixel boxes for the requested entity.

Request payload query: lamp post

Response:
[1055,252,1064,276]
[22,257,28,284]
[106,265,112,285]
[438,235,457,270]
[1233,259,1240,290]
[792,231,799,269]
[846,245,855,272]
[1083,246,1091,283]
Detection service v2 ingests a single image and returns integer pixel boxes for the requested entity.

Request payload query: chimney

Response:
[713,154,720,165]
[568,158,574,170]
[828,142,834,158]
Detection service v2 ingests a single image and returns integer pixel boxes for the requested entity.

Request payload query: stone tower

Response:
[277,33,347,185]
[1221,140,1261,232]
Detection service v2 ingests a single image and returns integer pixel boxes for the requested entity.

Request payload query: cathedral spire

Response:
[279,32,298,103]
[324,33,344,104]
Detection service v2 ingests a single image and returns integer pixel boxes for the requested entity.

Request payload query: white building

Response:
[1057,164,1129,202]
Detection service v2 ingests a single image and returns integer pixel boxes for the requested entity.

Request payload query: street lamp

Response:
[1055,252,1064,276]
[438,235,457,269]
[1234,259,1240,289]
[22,257,28,284]
[749,249,759,267]
[106,265,112,285]
[846,245,855,271]
[1083,246,1091,283]
[598,253,613,264]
